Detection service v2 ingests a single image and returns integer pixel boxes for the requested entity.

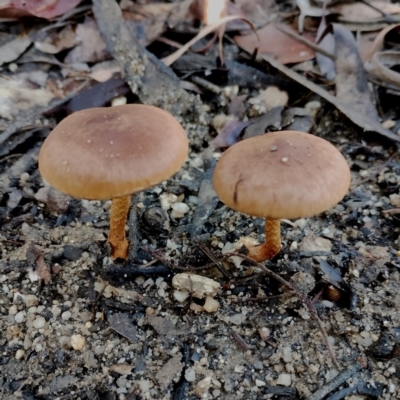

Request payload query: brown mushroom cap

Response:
[39,105,188,200]
[213,131,351,220]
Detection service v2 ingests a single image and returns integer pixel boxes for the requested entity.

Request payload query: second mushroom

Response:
[39,104,188,260]
[212,130,351,262]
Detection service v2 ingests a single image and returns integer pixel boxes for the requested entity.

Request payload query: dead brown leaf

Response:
[333,24,379,120]
[0,0,83,19]
[235,23,315,65]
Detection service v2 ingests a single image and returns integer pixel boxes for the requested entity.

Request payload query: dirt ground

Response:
[2,1,400,400]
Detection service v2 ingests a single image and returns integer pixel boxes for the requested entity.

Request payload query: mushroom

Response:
[39,104,188,260]
[212,130,351,262]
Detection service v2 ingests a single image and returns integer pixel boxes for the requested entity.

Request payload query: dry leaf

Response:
[259,54,400,142]
[362,24,400,88]
[0,73,54,120]
[234,23,315,65]
[248,86,288,116]
[213,119,253,148]
[332,1,400,23]
[123,0,192,46]
[65,18,109,64]
[34,25,77,54]
[333,24,380,120]
[0,34,31,66]
[1,0,83,19]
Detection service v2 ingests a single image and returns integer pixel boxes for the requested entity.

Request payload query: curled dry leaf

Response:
[234,23,315,65]
[363,24,400,89]
[332,1,400,23]
[1,0,83,19]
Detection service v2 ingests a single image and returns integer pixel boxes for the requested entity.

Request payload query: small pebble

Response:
[203,296,219,312]
[15,349,25,359]
[185,368,196,382]
[32,316,46,329]
[277,373,291,386]
[71,334,86,351]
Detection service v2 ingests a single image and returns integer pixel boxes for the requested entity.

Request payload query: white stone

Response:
[203,296,219,312]
[195,377,212,398]
[171,202,189,218]
[15,349,25,359]
[282,347,292,363]
[277,374,291,386]
[24,295,39,307]
[173,290,189,302]
[111,96,127,107]
[255,379,266,387]
[159,193,178,210]
[61,311,71,320]
[138,379,152,393]
[185,368,196,382]
[9,305,18,315]
[15,311,26,323]
[172,273,220,299]
[32,316,46,329]
[259,327,270,340]
[71,334,85,350]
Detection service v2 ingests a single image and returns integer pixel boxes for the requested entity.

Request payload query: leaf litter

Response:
[2,0,400,399]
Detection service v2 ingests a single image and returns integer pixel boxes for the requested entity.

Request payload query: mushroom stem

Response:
[247,218,281,262]
[108,195,131,260]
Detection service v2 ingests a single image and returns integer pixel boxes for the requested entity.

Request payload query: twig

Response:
[92,0,204,119]
[194,237,233,279]
[227,252,340,368]
[306,363,360,400]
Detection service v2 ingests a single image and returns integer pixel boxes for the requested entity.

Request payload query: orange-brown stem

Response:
[247,218,281,262]
[108,195,131,260]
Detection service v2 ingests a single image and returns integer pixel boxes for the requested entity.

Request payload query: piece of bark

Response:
[92,0,205,120]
